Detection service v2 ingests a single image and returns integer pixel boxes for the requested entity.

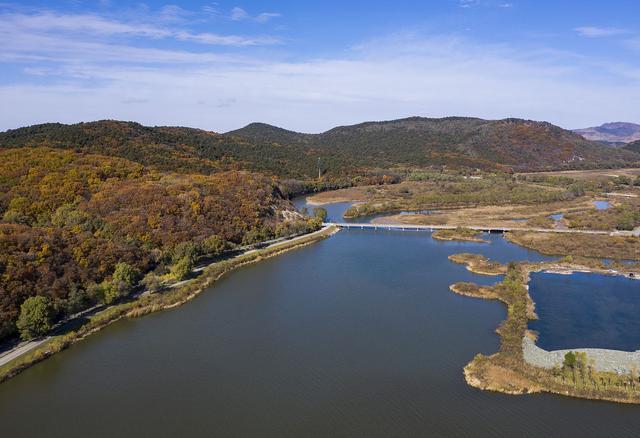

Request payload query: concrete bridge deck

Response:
[326,222,617,235]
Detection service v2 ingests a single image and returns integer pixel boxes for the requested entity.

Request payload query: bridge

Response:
[325,222,616,235]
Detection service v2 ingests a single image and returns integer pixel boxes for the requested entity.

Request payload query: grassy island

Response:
[448,253,508,275]
[432,228,488,243]
[449,254,640,403]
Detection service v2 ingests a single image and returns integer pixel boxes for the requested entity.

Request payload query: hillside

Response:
[2,118,640,184]
[625,140,640,153]
[0,121,317,179]
[230,117,640,172]
[573,122,640,146]
[0,147,316,343]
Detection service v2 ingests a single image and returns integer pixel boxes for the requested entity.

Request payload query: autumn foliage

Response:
[0,147,301,341]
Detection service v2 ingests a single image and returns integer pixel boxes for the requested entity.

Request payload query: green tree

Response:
[171,256,193,281]
[313,207,328,222]
[112,262,140,288]
[141,272,163,293]
[563,351,577,369]
[16,296,54,340]
[101,281,122,305]
[201,235,226,257]
[171,242,198,264]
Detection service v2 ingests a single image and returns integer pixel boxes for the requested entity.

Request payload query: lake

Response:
[2,228,640,437]
[529,272,640,352]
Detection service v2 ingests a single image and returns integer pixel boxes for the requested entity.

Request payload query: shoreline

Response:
[448,254,640,404]
[0,225,339,385]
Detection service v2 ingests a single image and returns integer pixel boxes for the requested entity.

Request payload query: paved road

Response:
[0,338,48,366]
[0,226,334,368]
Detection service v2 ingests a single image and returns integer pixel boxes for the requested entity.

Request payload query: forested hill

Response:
[2,118,640,181]
[228,117,640,172]
[0,147,322,343]
[625,140,640,154]
[0,121,317,179]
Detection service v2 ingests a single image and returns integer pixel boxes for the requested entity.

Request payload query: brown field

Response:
[370,200,597,229]
[517,168,640,182]
[506,231,640,260]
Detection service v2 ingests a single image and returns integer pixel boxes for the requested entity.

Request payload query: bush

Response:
[16,296,54,340]
[141,272,163,293]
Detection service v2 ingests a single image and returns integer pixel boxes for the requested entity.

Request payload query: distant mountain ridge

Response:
[228,116,640,172]
[1,117,639,180]
[573,122,640,146]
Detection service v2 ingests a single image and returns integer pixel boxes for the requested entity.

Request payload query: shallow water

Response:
[292,197,354,222]
[529,272,640,351]
[2,230,640,437]
[593,200,611,210]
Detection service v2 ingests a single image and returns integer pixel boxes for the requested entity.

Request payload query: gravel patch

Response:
[523,337,640,374]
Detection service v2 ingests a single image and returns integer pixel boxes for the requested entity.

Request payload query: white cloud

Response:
[0,10,280,47]
[230,6,281,22]
[574,26,629,38]
[459,0,479,8]
[1,33,638,132]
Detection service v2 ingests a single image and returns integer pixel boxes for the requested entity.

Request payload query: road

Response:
[328,222,626,235]
[0,226,334,368]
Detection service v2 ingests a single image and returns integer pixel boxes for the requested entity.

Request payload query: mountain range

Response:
[1,117,639,180]
[573,122,640,147]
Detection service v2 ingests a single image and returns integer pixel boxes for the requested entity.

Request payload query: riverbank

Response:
[0,225,338,384]
[449,255,640,403]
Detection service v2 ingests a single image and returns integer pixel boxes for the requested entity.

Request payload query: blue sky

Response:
[1,0,639,132]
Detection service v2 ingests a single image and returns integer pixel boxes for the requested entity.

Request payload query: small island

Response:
[432,227,488,243]
[448,253,640,403]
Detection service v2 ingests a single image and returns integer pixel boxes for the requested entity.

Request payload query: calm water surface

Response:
[593,200,611,210]
[530,272,640,351]
[292,197,354,223]
[1,203,639,436]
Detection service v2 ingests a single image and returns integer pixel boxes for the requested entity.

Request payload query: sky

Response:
[1,0,639,133]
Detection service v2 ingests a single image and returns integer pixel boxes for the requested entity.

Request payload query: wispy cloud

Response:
[2,31,639,132]
[0,4,638,132]
[574,26,629,38]
[459,0,480,8]
[458,0,513,9]
[0,9,280,47]
[230,7,281,23]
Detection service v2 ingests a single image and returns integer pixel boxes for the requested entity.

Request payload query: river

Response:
[1,201,639,437]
